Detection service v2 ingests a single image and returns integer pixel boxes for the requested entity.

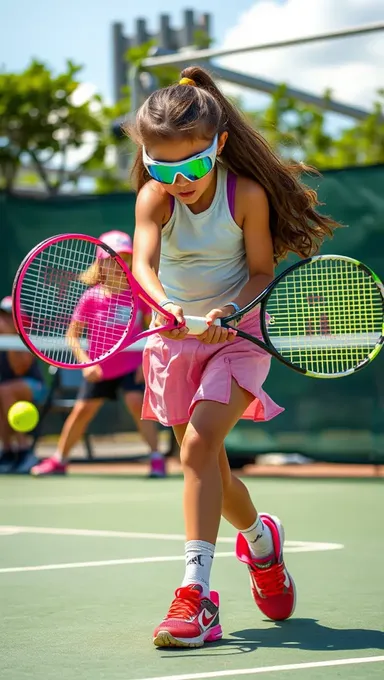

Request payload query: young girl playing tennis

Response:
[129,67,337,648]
[31,231,166,478]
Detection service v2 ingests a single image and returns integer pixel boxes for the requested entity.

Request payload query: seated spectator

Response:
[31,230,166,478]
[0,296,47,473]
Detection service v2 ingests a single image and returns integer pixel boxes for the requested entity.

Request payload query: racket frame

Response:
[12,233,178,368]
[220,254,384,378]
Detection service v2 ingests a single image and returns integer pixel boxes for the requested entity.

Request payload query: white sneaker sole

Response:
[153,629,207,648]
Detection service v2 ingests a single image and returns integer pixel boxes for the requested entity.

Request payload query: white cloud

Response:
[219,0,384,111]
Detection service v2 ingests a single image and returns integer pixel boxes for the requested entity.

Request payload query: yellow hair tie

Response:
[179,77,196,87]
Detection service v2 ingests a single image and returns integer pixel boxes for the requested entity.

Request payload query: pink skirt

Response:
[142,310,284,426]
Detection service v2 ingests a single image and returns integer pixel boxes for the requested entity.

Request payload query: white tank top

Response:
[159,165,249,317]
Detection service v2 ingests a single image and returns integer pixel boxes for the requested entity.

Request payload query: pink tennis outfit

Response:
[141,165,284,426]
[73,287,150,380]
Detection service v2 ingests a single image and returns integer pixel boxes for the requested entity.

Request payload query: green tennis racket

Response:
[204,254,384,378]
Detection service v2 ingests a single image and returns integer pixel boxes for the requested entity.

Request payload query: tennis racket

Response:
[12,234,383,378]
[12,233,183,368]
[220,255,383,378]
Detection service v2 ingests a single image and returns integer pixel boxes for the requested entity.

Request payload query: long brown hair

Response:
[125,65,339,262]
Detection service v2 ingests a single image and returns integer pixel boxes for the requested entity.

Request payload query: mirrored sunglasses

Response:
[142,134,218,185]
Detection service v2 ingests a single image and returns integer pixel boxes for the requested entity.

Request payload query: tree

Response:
[0,60,117,194]
[92,41,179,193]
[3,55,382,195]
[244,85,384,169]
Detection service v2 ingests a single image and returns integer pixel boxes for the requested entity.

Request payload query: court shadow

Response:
[157,636,259,658]
[230,618,384,652]
[158,619,384,658]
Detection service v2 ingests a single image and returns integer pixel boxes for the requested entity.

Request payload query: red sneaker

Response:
[236,513,296,621]
[153,584,222,648]
[31,456,67,476]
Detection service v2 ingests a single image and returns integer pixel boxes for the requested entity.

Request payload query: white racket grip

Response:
[184,315,221,335]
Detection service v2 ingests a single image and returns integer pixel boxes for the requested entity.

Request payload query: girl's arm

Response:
[226,177,275,310]
[66,293,95,365]
[66,320,91,365]
[66,320,102,381]
[200,178,274,343]
[133,184,169,303]
[133,184,187,336]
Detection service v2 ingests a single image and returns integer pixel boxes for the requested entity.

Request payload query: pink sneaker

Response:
[153,584,222,648]
[236,513,296,621]
[148,454,166,478]
[31,456,67,476]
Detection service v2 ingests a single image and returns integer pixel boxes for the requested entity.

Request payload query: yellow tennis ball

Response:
[7,401,39,433]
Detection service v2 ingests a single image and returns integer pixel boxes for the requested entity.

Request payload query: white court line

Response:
[0,493,173,506]
[0,526,344,552]
[0,552,234,574]
[133,656,384,680]
[0,525,344,574]
[0,525,193,541]
[0,527,20,535]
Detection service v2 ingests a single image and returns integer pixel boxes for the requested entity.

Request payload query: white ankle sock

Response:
[241,515,274,560]
[181,540,215,597]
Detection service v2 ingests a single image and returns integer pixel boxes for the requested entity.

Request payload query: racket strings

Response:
[266,259,383,375]
[18,238,134,365]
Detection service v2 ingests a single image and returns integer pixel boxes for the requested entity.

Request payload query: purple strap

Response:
[226,171,237,220]
[170,195,175,214]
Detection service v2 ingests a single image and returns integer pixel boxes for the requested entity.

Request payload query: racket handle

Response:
[184,315,221,335]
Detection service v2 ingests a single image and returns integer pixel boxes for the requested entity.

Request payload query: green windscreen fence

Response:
[1,164,384,462]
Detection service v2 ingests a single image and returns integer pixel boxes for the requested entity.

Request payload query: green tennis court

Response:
[1,474,383,680]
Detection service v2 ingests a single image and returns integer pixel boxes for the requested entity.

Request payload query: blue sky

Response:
[2,0,382,143]
[1,0,257,102]
[2,0,381,191]
[1,0,382,111]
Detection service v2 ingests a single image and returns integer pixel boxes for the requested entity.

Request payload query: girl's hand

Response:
[155,303,189,341]
[196,307,237,344]
[82,364,103,383]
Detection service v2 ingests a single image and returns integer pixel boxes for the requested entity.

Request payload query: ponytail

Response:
[126,66,339,262]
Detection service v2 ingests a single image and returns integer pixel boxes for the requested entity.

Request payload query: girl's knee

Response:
[180,427,221,470]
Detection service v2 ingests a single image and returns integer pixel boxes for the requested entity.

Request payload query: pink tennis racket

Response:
[11,233,196,369]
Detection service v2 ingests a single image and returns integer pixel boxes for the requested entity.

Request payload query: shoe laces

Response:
[165,586,202,620]
[252,561,286,597]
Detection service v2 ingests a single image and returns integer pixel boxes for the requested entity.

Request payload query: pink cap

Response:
[97,230,133,259]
